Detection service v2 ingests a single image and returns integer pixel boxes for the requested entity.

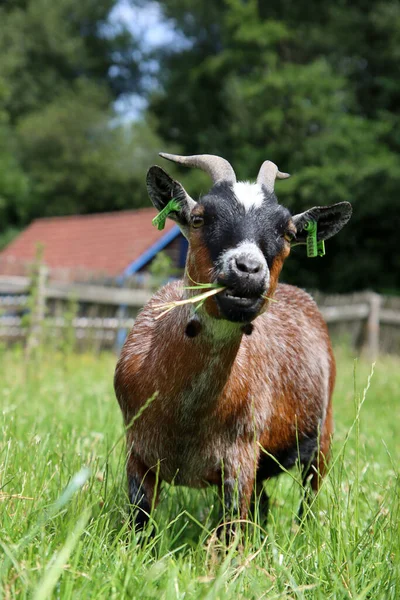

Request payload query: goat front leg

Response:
[297,405,333,521]
[219,450,258,541]
[251,480,270,522]
[126,435,160,532]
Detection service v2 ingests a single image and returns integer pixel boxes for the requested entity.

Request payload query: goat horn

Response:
[159,152,237,185]
[257,160,290,193]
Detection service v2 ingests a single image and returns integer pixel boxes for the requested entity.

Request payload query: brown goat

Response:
[114,153,352,530]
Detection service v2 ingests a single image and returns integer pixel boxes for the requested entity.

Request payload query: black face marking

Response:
[196,182,292,270]
[190,182,292,322]
[215,290,264,323]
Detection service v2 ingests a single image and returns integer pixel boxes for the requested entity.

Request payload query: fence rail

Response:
[0,274,152,306]
[0,269,399,355]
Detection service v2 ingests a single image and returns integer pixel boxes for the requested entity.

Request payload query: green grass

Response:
[1,345,399,599]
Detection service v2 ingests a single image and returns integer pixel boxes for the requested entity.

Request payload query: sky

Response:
[109,0,188,120]
[110,0,179,49]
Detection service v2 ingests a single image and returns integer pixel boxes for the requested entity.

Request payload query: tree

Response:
[17,81,161,218]
[0,0,161,248]
[145,0,400,292]
[0,77,29,248]
[0,0,141,121]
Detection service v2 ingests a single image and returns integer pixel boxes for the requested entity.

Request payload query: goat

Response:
[114,153,352,531]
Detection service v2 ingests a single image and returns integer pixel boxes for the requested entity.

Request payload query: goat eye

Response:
[283,230,296,243]
[191,215,204,228]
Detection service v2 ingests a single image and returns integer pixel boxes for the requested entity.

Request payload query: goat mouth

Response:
[216,289,264,322]
[222,288,263,303]
[222,290,259,305]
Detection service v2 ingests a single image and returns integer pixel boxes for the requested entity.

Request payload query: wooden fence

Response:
[313,291,400,359]
[0,267,151,350]
[1,267,400,356]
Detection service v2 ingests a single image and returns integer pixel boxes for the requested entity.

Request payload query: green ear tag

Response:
[304,220,317,257]
[152,198,181,230]
[304,220,325,258]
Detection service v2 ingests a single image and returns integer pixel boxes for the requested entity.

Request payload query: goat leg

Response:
[126,439,159,532]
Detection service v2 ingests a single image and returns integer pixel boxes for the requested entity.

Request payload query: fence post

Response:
[25,264,48,355]
[36,264,48,328]
[363,292,382,362]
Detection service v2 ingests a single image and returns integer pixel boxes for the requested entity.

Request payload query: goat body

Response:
[114,152,350,528]
[115,281,334,519]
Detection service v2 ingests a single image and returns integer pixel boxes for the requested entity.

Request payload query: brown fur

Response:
[185,231,221,318]
[261,244,291,313]
[115,280,335,523]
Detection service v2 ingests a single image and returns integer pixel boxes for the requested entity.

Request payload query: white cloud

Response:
[110,0,184,50]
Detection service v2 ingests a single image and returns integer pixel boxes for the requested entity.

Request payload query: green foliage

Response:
[0,0,140,121]
[16,82,159,217]
[148,250,177,290]
[0,77,29,239]
[147,0,400,293]
[0,0,162,233]
[0,347,399,597]
[1,0,399,292]
[58,296,79,357]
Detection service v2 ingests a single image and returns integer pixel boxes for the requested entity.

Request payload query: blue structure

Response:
[122,225,182,278]
[116,225,187,348]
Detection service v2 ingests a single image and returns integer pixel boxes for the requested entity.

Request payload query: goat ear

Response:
[146,166,196,237]
[292,202,352,242]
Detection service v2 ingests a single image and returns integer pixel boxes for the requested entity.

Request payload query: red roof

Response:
[0,208,177,278]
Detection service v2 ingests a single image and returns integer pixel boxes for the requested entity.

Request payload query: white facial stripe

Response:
[233,181,264,211]
[220,240,268,274]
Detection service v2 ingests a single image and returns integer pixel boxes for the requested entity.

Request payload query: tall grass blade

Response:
[32,509,91,600]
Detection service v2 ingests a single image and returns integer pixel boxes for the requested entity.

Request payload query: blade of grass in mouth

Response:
[153,286,225,320]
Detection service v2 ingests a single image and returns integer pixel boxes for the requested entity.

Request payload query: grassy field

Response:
[1,344,399,599]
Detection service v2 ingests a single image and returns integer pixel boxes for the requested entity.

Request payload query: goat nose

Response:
[234,255,263,274]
